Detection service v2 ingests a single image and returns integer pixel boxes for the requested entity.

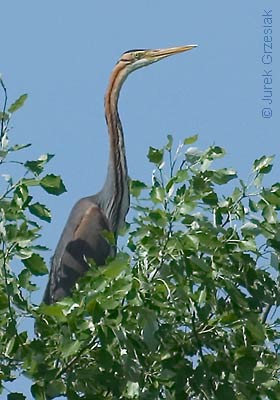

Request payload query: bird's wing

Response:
[43,199,112,304]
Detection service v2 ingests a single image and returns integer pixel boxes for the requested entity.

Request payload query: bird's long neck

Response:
[100,62,130,233]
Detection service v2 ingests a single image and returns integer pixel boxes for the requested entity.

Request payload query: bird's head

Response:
[118,44,197,72]
[106,44,197,100]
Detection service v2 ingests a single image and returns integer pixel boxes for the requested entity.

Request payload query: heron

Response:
[43,44,197,304]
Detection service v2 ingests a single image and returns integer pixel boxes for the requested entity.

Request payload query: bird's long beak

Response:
[148,44,197,61]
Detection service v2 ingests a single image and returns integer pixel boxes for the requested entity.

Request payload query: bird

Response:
[43,44,197,304]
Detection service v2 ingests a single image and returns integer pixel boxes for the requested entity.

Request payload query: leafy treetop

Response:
[0,82,279,399]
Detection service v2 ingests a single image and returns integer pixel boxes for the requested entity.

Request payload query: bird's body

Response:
[43,196,112,303]
[43,44,196,304]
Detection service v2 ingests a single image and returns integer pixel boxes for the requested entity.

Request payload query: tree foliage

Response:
[0,83,279,399]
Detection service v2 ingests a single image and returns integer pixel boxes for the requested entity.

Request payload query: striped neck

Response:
[100,61,130,233]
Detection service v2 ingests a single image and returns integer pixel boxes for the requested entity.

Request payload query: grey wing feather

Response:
[43,198,113,304]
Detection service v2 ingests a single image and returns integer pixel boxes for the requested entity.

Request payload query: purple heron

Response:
[43,44,197,304]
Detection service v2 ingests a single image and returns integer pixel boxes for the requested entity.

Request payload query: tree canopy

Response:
[0,83,279,399]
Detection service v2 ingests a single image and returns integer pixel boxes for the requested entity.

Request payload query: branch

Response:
[0,77,8,142]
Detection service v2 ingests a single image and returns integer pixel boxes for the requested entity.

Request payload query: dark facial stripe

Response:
[122,48,146,54]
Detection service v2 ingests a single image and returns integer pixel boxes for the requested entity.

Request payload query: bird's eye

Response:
[134,52,141,60]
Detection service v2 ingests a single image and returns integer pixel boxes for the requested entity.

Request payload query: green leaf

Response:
[8,394,26,400]
[211,168,237,185]
[246,315,265,342]
[39,303,66,319]
[269,239,280,252]
[21,178,40,187]
[216,384,236,400]
[0,150,8,160]
[61,340,81,358]
[5,337,16,356]
[150,186,165,203]
[165,134,173,151]
[183,235,199,251]
[94,349,113,370]
[101,229,115,245]
[254,173,264,188]
[262,205,277,224]
[271,253,279,271]
[126,382,140,398]
[8,94,28,113]
[239,238,257,252]
[9,143,32,152]
[253,155,274,173]
[166,177,176,194]
[24,161,43,176]
[46,381,66,398]
[147,146,164,164]
[130,179,147,197]
[249,198,258,212]
[87,300,105,322]
[185,146,202,163]
[149,209,167,226]
[98,297,119,310]
[18,269,37,291]
[31,382,47,400]
[241,222,260,238]
[0,291,9,310]
[38,153,54,163]
[103,253,129,279]
[28,202,51,222]
[25,154,55,176]
[118,221,130,236]
[40,174,66,195]
[206,145,226,159]
[262,189,280,208]
[22,253,48,276]
[254,368,272,385]
[176,169,188,182]
[184,134,198,144]
[142,310,159,351]
[198,288,207,306]
[190,255,209,272]
[226,284,248,308]
[236,356,257,381]
[202,191,218,206]
[231,187,242,202]
[13,183,29,205]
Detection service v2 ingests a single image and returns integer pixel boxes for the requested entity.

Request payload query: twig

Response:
[0,78,8,142]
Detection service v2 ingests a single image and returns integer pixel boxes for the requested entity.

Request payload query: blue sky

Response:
[1,1,279,397]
